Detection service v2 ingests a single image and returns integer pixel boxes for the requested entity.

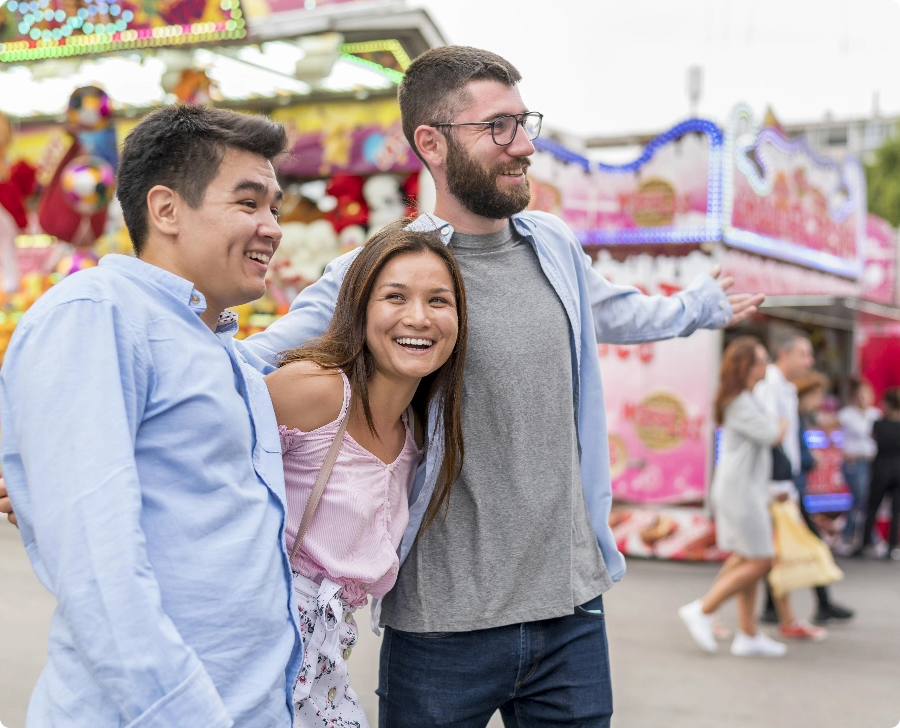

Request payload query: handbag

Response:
[771,446,794,481]
[768,500,843,597]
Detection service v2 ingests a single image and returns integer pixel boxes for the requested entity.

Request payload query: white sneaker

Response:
[730,631,788,657]
[889,547,900,562]
[678,599,717,653]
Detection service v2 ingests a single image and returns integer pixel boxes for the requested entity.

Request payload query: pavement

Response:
[1,518,898,728]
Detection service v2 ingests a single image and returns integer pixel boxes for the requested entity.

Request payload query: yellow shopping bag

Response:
[768,500,844,597]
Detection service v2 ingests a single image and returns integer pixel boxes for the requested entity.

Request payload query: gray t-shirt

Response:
[380,222,612,633]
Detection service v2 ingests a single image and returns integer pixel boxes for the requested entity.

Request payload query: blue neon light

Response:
[803,493,853,513]
[722,228,862,279]
[804,429,830,450]
[536,106,864,278]
[535,119,724,248]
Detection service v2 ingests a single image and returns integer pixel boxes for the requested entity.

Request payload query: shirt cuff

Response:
[125,663,233,728]
[688,273,733,328]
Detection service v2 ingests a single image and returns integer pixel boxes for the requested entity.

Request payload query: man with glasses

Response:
[243,45,762,727]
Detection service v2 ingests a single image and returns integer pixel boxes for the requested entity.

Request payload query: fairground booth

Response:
[529,105,900,561]
[0,0,443,352]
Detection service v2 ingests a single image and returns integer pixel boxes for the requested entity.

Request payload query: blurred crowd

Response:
[679,331,898,657]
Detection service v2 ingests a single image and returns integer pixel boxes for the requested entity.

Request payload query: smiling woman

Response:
[262,220,467,727]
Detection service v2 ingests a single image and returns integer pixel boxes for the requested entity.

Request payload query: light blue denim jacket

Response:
[239,211,732,585]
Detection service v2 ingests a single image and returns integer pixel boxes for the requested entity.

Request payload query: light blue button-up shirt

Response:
[1,255,302,728]
[239,210,732,589]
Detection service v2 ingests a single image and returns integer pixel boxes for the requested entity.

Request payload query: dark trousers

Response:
[861,459,900,549]
[377,593,613,728]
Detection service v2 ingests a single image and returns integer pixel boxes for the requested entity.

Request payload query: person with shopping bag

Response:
[679,336,789,657]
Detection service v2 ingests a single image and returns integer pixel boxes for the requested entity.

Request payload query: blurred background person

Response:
[855,387,900,561]
[760,372,853,638]
[838,378,879,550]
[755,332,826,640]
[679,336,788,658]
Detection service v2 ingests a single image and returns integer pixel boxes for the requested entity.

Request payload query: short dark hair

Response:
[398,45,522,165]
[117,105,288,255]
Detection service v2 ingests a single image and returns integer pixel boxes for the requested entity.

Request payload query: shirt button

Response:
[342,647,352,660]
[190,295,200,304]
[327,687,337,703]
[719,300,727,309]
[387,463,393,472]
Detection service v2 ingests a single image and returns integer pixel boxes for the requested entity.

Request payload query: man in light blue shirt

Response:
[1,106,302,727]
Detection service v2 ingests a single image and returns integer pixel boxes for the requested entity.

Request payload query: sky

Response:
[412,0,900,139]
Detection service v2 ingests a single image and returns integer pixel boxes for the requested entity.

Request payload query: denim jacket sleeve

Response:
[236,249,360,369]
[0,299,231,728]
[582,252,733,344]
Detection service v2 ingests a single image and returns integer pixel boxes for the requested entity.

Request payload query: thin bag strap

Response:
[289,412,350,566]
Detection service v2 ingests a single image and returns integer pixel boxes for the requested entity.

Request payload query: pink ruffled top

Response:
[280,371,423,608]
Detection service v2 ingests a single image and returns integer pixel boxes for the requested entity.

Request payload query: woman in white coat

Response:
[679,336,788,657]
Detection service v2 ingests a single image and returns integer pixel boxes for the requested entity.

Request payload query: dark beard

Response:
[444,135,532,220]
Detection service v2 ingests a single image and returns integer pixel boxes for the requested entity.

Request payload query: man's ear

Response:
[413,125,447,170]
[146,185,180,238]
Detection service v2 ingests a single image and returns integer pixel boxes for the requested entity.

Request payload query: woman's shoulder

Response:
[727,389,755,409]
[265,360,345,432]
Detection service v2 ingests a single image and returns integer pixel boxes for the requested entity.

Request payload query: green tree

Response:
[866,123,900,227]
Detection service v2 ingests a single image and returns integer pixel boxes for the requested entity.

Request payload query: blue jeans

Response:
[377,593,612,728]
[842,459,871,541]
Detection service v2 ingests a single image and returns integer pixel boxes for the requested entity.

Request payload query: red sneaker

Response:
[779,620,828,641]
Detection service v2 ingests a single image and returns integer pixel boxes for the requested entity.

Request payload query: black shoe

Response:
[759,609,779,625]
[814,603,855,623]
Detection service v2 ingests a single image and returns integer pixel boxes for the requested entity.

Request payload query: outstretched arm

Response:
[1,301,231,728]
[584,255,764,344]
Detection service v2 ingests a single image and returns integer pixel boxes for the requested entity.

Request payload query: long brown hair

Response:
[715,335,763,424]
[277,220,468,531]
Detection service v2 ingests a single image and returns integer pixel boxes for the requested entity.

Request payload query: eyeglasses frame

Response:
[431,112,544,147]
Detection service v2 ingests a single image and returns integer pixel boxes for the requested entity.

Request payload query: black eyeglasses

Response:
[432,112,543,146]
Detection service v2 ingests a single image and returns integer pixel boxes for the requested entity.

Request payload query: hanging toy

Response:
[61,156,116,216]
[38,87,117,247]
[66,86,113,133]
[59,155,116,247]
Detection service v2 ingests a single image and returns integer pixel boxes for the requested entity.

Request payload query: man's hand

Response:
[0,478,17,527]
[710,265,765,326]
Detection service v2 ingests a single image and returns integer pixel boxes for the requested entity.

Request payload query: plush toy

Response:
[401,172,419,217]
[363,174,405,235]
[0,112,37,293]
[338,224,366,253]
[267,220,341,307]
[38,87,118,247]
[324,174,368,233]
[66,86,113,133]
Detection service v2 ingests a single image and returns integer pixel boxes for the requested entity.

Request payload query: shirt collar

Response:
[406,211,533,244]
[99,256,239,336]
